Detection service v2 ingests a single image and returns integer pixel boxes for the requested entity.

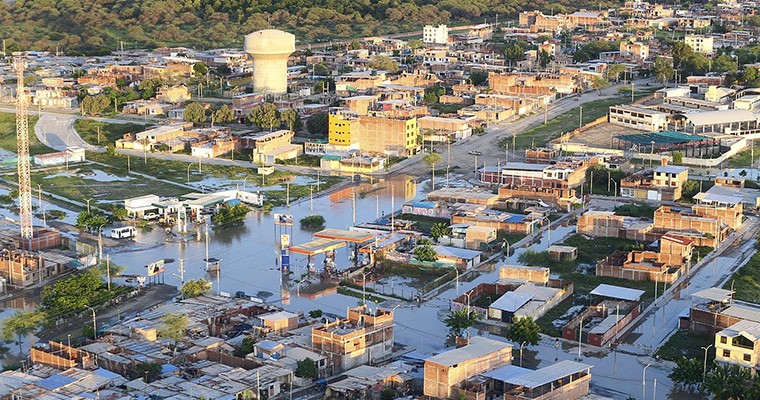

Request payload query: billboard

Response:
[273,213,294,226]
[147,259,166,276]
[280,234,290,271]
[281,234,290,249]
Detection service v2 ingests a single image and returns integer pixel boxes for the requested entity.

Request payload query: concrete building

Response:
[479,161,588,189]
[685,34,714,55]
[653,206,725,247]
[423,25,449,45]
[608,105,668,132]
[311,305,394,372]
[619,40,649,60]
[244,29,296,94]
[563,285,644,347]
[156,85,191,103]
[501,360,592,400]
[488,284,570,323]
[620,165,689,201]
[245,130,302,165]
[423,336,512,398]
[328,108,418,156]
[715,320,760,372]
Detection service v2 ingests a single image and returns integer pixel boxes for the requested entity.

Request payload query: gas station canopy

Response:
[313,229,374,243]
[290,238,346,255]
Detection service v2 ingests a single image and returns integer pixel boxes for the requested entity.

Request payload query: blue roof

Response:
[505,214,527,223]
[161,364,180,374]
[93,368,123,380]
[37,374,76,390]
[481,364,532,382]
[257,340,281,351]
[411,201,438,209]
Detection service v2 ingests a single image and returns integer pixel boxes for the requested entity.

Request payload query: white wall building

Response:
[685,35,714,55]
[423,25,449,45]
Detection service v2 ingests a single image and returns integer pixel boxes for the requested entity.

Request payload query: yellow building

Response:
[715,320,760,372]
[328,108,359,147]
[328,108,418,156]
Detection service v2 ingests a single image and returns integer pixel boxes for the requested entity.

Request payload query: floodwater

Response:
[0,175,701,398]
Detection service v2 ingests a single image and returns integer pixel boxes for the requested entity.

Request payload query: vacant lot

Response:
[0,112,51,155]
[74,119,146,145]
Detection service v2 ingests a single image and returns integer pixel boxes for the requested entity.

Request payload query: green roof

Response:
[615,130,711,145]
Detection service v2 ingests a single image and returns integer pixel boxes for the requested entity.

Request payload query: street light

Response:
[448,265,460,295]
[650,140,655,169]
[520,341,527,367]
[702,345,713,381]
[36,184,42,208]
[242,176,248,191]
[642,363,651,400]
[84,198,94,213]
[360,270,369,305]
[84,305,97,339]
[186,164,192,184]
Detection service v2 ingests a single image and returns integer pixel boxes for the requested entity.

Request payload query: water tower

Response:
[244,29,296,94]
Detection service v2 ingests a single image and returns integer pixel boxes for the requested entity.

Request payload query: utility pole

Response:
[106,254,111,291]
[178,259,185,286]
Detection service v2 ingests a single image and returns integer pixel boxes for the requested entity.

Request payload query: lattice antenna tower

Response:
[15,57,33,240]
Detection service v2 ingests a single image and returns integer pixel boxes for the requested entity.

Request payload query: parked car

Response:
[468,150,482,156]
[142,212,158,220]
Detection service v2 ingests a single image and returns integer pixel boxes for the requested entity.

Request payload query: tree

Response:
[212,104,236,123]
[248,103,280,131]
[42,269,105,315]
[280,108,302,132]
[308,309,323,318]
[368,56,399,73]
[591,76,611,92]
[538,49,554,69]
[348,40,361,50]
[295,357,319,379]
[468,71,488,86]
[672,151,684,165]
[159,313,187,355]
[193,62,209,78]
[180,279,212,298]
[504,43,526,66]
[505,317,541,345]
[81,94,110,116]
[414,242,438,262]
[430,222,451,242]
[137,78,162,99]
[313,63,331,77]
[422,152,441,171]
[406,39,425,49]
[443,306,481,339]
[133,362,162,383]
[0,310,46,354]
[705,363,751,400]
[306,112,329,136]
[606,64,626,82]
[300,215,326,230]
[75,211,109,231]
[184,102,207,124]
[654,56,675,86]
[669,357,707,392]
[423,84,445,104]
[212,204,250,226]
[712,54,738,74]
[681,180,701,201]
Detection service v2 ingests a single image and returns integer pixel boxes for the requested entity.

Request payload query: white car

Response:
[468,150,482,156]
[142,212,158,220]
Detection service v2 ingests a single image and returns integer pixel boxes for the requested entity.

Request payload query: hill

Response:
[0,0,621,55]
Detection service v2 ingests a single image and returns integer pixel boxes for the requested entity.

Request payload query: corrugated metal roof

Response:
[489,292,533,312]
[504,360,592,388]
[691,287,734,302]
[723,304,760,323]
[425,336,511,366]
[36,374,76,390]
[719,320,760,341]
[590,284,645,301]
[480,364,531,382]
[683,110,757,126]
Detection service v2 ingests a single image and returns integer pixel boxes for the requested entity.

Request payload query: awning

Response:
[314,228,374,243]
[290,238,346,255]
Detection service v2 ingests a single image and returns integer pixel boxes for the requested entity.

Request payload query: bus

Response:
[110,226,136,239]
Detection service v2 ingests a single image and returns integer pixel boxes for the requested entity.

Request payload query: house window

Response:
[723,349,731,358]
[721,336,727,344]
[744,354,752,362]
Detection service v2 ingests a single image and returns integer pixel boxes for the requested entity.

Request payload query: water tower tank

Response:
[244,29,296,94]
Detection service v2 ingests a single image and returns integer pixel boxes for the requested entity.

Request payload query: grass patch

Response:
[337,287,384,304]
[723,251,760,303]
[499,95,651,150]
[277,154,322,168]
[536,298,579,337]
[29,164,190,204]
[656,330,714,361]
[726,142,760,168]
[614,202,656,218]
[0,112,52,155]
[396,213,450,233]
[74,119,145,145]
[430,103,467,115]
[377,259,449,280]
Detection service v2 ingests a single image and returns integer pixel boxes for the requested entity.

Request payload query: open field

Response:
[74,119,146,146]
[0,112,51,155]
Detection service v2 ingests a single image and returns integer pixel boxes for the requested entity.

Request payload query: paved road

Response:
[387,78,656,179]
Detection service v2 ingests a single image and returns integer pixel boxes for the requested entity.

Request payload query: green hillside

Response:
[0,0,621,55]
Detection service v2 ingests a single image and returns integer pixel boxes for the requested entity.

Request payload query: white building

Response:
[423,25,449,45]
[684,35,714,55]
[608,104,668,132]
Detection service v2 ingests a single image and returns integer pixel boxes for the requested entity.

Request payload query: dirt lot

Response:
[565,121,642,149]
